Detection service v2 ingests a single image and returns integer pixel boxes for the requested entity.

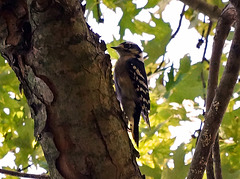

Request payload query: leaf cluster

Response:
[0,57,46,178]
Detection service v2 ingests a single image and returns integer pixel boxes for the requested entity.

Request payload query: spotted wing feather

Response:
[127,58,150,127]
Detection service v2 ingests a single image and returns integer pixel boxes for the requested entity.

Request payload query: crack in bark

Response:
[91,110,119,178]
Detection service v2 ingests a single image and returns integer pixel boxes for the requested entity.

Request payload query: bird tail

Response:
[141,111,150,128]
[132,103,141,147]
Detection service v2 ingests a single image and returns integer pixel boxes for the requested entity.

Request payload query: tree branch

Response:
[205,4,236,179]
[154,4,186,74]
[202,21,214,179]
[206,150,215,179]
[0,168,49,179]
[180,0,222,20]
[187,2,238,179]
[206,3,236,111]
[202,21,212,62]
[171,4,186,39]
[213,134,222,179]
[200,21,212,109]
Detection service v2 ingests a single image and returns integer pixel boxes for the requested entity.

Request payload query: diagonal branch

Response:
[206,150,214,179]
[205,4,236,179]
[202,21,212,62]
[171,4,186,39]
[154,4,186,74]
[0,168,49,179]
[187,2,238,179]
[180,0,222,20]
[206,3,236,111]
[201,20,214,179]
[213,133,222,179]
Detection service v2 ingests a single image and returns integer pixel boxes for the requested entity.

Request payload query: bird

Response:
[112,41,150,146]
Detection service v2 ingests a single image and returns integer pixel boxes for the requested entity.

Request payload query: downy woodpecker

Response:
[112,42,150,146]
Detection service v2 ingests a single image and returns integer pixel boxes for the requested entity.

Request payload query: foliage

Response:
[0,0,240,178]
[0,57,46,178]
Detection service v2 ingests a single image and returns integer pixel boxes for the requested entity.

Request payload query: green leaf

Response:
[227,31,234,41]
[144,0,160,8]
[102,0,117,9]
[106,39,122,60]
[143,16,171,65]
[206,0,225,8]
[178,55,191,74]
[139,163,162,178]
[118,1,141,37]
[0,57,46,171]
[168,62,208,103]
[162,144,189,179]
[0,144,9,158]
[222,108,240,141]
[86,0,100,21]
[166,64,174,91]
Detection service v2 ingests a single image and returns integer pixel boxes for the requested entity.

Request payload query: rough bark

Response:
[187,1,239,178]
[0,0,142,178]
[206,3,236,110]
[205,3,236,179]
[213,134,222,179]
[206,151,214,179]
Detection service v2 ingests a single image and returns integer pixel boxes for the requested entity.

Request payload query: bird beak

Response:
[111,45,123,50]
[111,46,119,50]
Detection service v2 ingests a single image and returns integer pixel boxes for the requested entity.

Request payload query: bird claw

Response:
[127,127,132,132]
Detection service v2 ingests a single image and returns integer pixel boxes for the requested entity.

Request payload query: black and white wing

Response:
[127,58,150,127]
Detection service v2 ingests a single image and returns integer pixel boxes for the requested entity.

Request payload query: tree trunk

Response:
[0,0,142,178]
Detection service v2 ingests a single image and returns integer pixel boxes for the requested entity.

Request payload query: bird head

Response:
[111,41,143,60]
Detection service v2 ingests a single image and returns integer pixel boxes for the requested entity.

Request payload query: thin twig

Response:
[154,4,186,73]
[153,54,165,74]
[171,5,186,39]
[18,164,34,172]
[202,21,213,62]
[0,168,50,178]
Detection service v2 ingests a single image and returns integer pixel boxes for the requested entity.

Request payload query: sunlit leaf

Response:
[162,144,190,179]
[168,62,208,103]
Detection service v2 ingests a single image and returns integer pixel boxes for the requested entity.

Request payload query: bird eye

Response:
[124,43,132,49]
